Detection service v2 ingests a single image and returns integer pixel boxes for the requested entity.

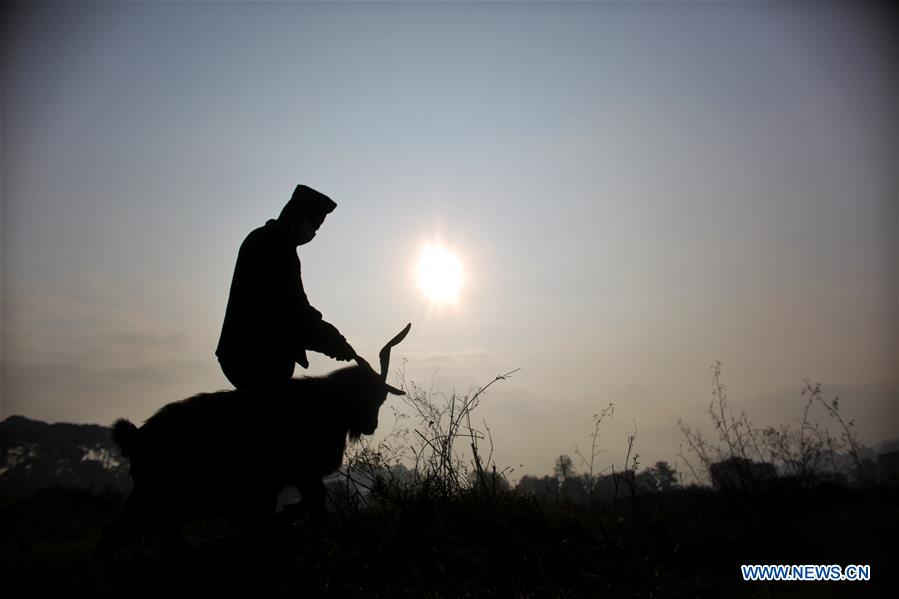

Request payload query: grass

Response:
[1,365,896,597]
[2,481,894,597]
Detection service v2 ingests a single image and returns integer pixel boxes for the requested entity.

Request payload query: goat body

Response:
[97,324,410,556]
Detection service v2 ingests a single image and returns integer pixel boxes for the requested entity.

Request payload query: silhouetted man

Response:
[216,184,356,389]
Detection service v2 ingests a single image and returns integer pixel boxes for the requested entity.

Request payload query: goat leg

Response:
[297,477,327,520]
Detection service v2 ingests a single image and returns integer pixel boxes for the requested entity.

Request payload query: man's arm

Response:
[287,254,354,362]
[305,318,356,361]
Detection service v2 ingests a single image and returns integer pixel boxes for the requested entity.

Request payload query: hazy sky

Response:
[2,1,896,477]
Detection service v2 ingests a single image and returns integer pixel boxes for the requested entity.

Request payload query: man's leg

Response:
[219,357,293,390]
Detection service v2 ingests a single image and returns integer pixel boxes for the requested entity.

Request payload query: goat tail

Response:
[111,418,140,458]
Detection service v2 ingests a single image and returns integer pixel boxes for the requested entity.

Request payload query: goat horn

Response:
[379,322,412,381]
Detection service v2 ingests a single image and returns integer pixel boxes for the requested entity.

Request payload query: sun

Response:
[416,244,463,303]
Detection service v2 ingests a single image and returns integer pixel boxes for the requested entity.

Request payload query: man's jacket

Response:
[216,219,348,379]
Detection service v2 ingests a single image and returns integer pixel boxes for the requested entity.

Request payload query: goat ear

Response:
[384,383,405,396]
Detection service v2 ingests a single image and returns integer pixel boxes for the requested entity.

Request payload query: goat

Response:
[95,323,411,557]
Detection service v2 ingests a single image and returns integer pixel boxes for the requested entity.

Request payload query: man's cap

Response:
[279,184,337,225]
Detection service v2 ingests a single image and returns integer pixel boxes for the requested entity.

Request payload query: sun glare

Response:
[417,244,463,303]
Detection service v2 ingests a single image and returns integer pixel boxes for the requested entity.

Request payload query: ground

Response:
[1,482,895,598]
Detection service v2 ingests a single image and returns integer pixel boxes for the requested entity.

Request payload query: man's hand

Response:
[309,321,356,361]
[328,338,356,362]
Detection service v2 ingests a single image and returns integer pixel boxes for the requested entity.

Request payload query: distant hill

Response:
[0,415,130,505]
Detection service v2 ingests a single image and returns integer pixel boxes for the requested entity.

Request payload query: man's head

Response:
[278,184,337,245]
